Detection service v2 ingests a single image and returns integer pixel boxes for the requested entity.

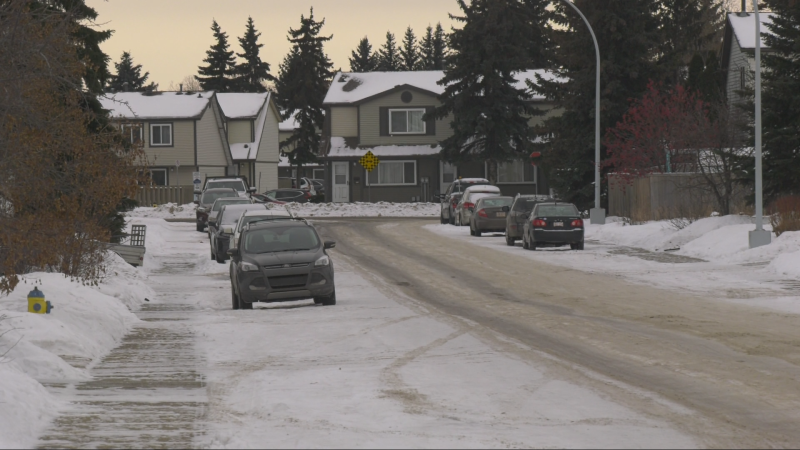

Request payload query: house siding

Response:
[358,90,451,146]
[252,103,280,192]
[726,37,751,108]
[142,120,194,167]
[346,157,440,203]
[330,106,358,137]
[196,105,228,166]
[254,162,278,192]
[227,120,252,144]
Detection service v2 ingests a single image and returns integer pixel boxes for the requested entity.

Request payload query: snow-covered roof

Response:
[729,12,775,49]
[324,70,558,105]
[279,114,299,132]
[217,93,269,119]
[230,93,272,161]
[100,91,214,119]
[278,154,322,167]
[327,137,441,158]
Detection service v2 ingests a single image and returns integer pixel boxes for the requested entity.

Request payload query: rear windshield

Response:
[201,190,238,204]
[478,197,513,207]
[212,198,250,211]
[221,206,260,225]
[513,199,545,212]
[244,226,320,254]
[239,215,291,230]
[456,182,489,193]
[207,180,246,192]
[536,205,580,216]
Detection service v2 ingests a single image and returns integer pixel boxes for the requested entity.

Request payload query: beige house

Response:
[321,70,561,203]
[101,91,279,192]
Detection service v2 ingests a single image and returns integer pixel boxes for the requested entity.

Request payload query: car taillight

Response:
[463,202,474,210]
[571,219,584,227]
[477,209,488,218]
[304,191,312,199]
[533,219,546,227]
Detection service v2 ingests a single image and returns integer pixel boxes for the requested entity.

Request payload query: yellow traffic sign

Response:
[359,151,380,172]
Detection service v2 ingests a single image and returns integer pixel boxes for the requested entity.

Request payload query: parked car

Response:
[469,196,514,236]
[227,207,295,250]
[228,220,337,310]
[263,189,313,204]
[200,176,256,198]
[211,203,265,263]
[207,197,253,239]
[504,195,553,246]
[251,193,285,204]
[195,188,239,232]
[439,178,492,224]
[454,185,502,226]
[522,202,585,251]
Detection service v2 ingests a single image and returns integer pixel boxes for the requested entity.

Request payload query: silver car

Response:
[454,185,502,226]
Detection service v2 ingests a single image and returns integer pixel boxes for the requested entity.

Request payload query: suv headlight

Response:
[314,255,330,267]
[240,261,258,272]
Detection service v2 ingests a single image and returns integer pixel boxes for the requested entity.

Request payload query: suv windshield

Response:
[221,207,255,225]
[213,198,250,211]
[536,205,579,216]
[201,191,237,204]
[244,226,320,254]
[207,180,246,192]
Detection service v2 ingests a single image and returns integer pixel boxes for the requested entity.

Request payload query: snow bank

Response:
[290,201,439,217]
[128,202,196,219]
[0,252,152,448]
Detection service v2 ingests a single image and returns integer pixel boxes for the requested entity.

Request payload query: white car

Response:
[455,185,502,226]
[204,177,256,198]
[226,205,295,250]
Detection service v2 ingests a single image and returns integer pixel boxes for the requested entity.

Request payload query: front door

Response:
[332,161,349,203]
[440,161,457,195]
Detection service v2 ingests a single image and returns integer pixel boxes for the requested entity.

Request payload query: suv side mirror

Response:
[324,241,336,249]
[227,248,239,257]
[501,206,510,212]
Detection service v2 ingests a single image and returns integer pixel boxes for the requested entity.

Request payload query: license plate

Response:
[497,212,506,218]
[553,221,564,227]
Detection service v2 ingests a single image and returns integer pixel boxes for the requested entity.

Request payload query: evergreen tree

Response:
[759,0,800,199]
[377,31,401,71]
[431,0,545,184]
[233,17,274,93]
[275,8,333,188]
[195,20,236,92]
[658,0,724,86]
[431,22,448,70]
[534,0,662,208]
[399,26,420,71]
[349,37,378,72]
[419,26,436,70]
[108,51,150,92]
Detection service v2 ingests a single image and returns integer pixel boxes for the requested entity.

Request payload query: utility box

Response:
[27,287,52,314]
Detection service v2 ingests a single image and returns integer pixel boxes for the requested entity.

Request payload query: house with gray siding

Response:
[320,70,561,203]
[722,12,775,110]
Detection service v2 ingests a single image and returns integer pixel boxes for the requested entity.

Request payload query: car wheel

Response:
[577,242,585,250]
[522,233,529,249]
[196,222,204,232]
[448,213,455,225]
[530,240,537,251]
[239,295,253,310]
[440,213,447,224]
[231,285,240,310]
[506,235,515,246]
[315,290,336,306]
[473,225,481,237]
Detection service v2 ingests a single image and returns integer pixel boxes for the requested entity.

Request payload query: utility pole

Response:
[749,0,771,248]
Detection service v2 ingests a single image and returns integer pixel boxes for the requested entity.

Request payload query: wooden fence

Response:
[608,173,747,222]
[135,185,195,206]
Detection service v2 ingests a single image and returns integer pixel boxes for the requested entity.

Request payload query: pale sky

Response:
[88,0,459,89]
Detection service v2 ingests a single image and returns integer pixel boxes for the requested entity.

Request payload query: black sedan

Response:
[522,202,585,250]
[227,221,336,310]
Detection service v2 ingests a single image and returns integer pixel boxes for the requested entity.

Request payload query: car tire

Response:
[316,290,336,306]
[440,214,447,225]
[448,213,455,225]
[506,235,515,246]
[473,225,481,237]
[576,242,585,250]
[522,234,529,249]
[239,296,253,310]
[231,286,240,310]
[530,240,537,251]
[196,222,204,232]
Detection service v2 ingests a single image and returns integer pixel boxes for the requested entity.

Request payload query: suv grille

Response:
[268,274,308,289]
[263,263,309,270]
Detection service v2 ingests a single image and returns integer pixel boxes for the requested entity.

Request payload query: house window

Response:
[740,67,746,91]
[488,161,537,184]
[389,109,426,134]
[149,169,168,186]
[367,160,416,185]
[150,123,172,146]
[121,123,143,144]
[313,168,325,180]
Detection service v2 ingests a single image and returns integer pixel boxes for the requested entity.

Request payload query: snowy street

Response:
[4,208,800,448]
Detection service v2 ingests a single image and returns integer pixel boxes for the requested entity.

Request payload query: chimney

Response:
[180,83,183,92]
[742,0,746,12]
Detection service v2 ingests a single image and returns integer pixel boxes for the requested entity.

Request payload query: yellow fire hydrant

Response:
[27,287,52,314]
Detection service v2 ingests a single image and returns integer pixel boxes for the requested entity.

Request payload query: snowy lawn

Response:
[426,215,800,314]
[0,254,153,449]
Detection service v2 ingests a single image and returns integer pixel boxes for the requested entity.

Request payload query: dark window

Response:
[740,67,746,91]
[150,169,167,186]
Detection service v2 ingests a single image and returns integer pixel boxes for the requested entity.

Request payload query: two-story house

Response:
[320,70,561,203]
[722,10,775,111]
[101,90,279,192]
[278,114,324,185]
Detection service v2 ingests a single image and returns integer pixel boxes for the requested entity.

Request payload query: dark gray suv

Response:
[227,221,336,310]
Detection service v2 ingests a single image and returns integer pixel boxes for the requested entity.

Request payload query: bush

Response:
[770,196,800,237]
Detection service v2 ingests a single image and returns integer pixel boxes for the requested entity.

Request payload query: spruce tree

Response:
[233,17,274,93]
[759,0,800,198]
[431,0,544,184]
[431,23,448,70]
[274,8,333,188]
[534,0,662,208]
[108,51,150,92]
[659,0,724,86]
[349,37,378,72]
[195,20,236,92]
[419,26,436,70]
[399,26,420,71]
[377,31,401,71]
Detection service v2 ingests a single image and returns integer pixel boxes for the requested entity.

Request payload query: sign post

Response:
[192,171,202,202]
[358,151,380,203]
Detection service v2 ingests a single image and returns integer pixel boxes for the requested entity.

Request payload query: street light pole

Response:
[749,0,771,248]
[560,0,604,224]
